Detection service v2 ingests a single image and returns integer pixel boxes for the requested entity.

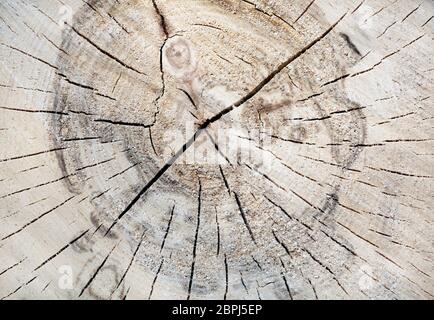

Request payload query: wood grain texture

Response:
[0,0,433,300]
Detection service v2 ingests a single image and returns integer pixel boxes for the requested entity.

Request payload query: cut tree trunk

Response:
[0,0,433,300]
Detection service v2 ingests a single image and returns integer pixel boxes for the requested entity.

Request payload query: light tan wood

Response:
[0,0,433,299]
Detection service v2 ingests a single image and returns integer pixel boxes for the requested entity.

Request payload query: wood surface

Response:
[0,0,433,299]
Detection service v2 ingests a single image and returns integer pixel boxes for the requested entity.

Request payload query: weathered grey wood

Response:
[0,0,433,299]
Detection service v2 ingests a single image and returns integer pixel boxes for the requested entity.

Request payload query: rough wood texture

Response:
[0,0,433,300]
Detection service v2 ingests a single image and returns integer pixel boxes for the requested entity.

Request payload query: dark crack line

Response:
[366,165,432,178]
[69,25,146,76]
[148,259,164,300]
[240,271,249,294]
[148,127,158,156]
[254,143,323,187]
[282,275,293,300]
[94,119,152,128]
[91,188,110,201]
[34,229,89,271]
[75,157,115,172]
[303,247,336,278]
[224,254,229,300]
[1,276,37,300]
[78,243,118,297]
[107,162,140,180]
[152,0,169,108]
[1,196,75,241]
[0,174,75,199]
[252,256,263,271]
[320,230,366,262]
[273,13,296,31]
[122,286,131,300]
[234,192,256,245]
[112,228,147,295]
[107,12,131,34]
[160,205,175,252]
[62,136,101,142]
[401,4,420,23]
[0,257,27,278]
[0,42,58,70]
[294,0,316,23]
[205,129,232,165]
[307,278,318,299]
[215,208,221,256]
[41,281,51,293]
[1,154,115,197]
[0,83,55,93]
[337,222,379,248]
[421,15,433,27]
[179,88,197,109]
[377,21,396,38]
[42,34,68,56]
[152,0,168,37]
[79,0,103,17]
[58,73,116,101]
[0,147,66,163]
[352,0,365,14]
[272,230,293,258]
[244,162,286,192]
[290,188,324,213]
[219,165,231,195]
[187,180,202,300]
[265,194,314,231]
[0,106,68,115]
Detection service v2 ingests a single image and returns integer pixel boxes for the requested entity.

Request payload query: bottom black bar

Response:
[1,300,428,318]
